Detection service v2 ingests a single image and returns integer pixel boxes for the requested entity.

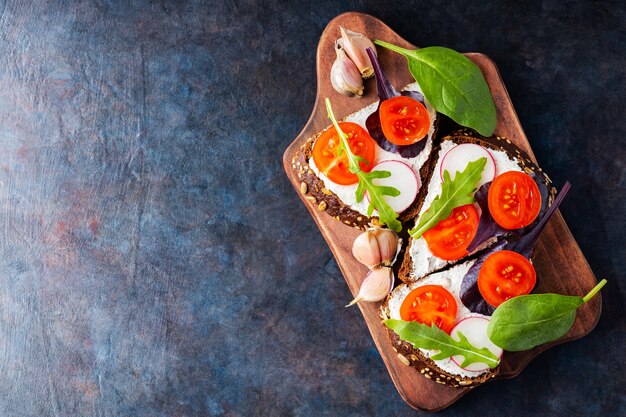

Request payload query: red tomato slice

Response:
[311,122,376,185]
[423,204,479,261]
[478,250,537,307]
[400,285,458,333]
[488,171,542,229]
[379,96,430,146]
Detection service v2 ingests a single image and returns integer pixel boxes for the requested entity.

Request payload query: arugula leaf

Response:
[385,319,499,368]
[409,158,486,239]
[374,41,497,137]
[487,279,607,351]
[325,98,402,232]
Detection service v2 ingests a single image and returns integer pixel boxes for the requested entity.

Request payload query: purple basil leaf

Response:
[364,47,428,158]
[368,47,398,101]
[459,240,507,315]
[365,112,428,157]
[400,89,425,104]
[506,181,571,257]
[466,173,552,253]
[466,182,507,253]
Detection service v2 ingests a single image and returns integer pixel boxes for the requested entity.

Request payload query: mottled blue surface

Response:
[0,1,623,416]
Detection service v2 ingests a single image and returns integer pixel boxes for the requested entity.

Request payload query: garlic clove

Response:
[352,228,400,269]
[339,26,377,79]
[352,229,381,268]
[373,229,400,267]
[346,267,394,306]
[330,41,364,97]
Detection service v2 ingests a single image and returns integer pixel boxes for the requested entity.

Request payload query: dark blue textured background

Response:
[0,1,623,416]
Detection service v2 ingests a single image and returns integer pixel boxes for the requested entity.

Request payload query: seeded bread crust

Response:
[380,296,499,388]
[291,116,439,230]
[397,131,556,284]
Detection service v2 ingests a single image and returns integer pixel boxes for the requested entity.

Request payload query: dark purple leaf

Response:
[365,112,428,157]
[368,47,398,101]
[466,182,507,253]
[401,89,425,104]
[506,182,571,257]
[364,47,428,158]
[459,240,506,315]
[466,173,551,253]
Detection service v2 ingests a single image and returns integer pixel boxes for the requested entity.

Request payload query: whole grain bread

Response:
[397,132,556,284]
[290,116,440,230]
[380,290,499,388]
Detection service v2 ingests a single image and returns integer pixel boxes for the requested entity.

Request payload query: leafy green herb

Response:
[385,319,499,368]
[374,41,497,137]
[325,98,402,232]
[487,279,607,351]
[409,158,486,239]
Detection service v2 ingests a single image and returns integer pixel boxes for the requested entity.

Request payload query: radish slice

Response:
[450,316,503,372]
[365,160,420,214]
[440,144,496,188]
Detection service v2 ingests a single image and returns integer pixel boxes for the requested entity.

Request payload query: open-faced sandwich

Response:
[294,48,439,230]
[290,29,606,391]
[398,131,555,282]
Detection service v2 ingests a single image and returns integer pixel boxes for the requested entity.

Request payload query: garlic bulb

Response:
[352,228,399,269]
[339,26,377,79]
[330,41,364,97]
[346,267,394,306]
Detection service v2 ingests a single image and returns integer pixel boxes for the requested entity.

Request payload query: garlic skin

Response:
[352,228,399,269]
[339,26,377,79]
[331,41,364,97]
[351,229,381,268]
[346,267,394,306]
[375,230,400,267]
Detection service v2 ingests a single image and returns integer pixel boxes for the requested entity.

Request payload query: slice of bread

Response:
[292,107,440,230]
[398,132,555,284]
[381,259,500,388]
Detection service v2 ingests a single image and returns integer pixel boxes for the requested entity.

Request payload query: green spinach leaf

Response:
[385,319,499,368]
[374,41,497,137]
[487,279,607,351]
[409,158,486,239]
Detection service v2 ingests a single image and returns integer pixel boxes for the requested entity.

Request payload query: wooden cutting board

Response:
[282,12,602,412]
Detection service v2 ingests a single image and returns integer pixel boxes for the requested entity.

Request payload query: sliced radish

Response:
[449,316,503,372]
[440,144,496,188]
[365,160,420,214]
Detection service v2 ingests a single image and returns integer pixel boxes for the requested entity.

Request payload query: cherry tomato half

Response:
[488,171,542,230]
[478,250,536,307]
[400,285,458,333]
[311,122,376,185]
[423,204,479,261]
[379,96,431,146]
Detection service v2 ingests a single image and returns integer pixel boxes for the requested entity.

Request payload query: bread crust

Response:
[380,298,500,388]
[397,132,556,284]
[291,116,439,230]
